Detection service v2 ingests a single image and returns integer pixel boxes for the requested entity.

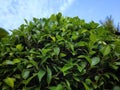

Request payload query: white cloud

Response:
[0,0,74,32]
[59,0,74,12]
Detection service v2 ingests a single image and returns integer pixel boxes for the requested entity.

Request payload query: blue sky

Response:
[0,0,120,32]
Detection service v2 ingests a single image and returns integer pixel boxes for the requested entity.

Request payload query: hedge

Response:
[0,13,120,90]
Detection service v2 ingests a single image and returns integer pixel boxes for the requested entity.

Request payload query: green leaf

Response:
[95,75,100,82]
[26,64,33,68]
[76,65,82,73]
[2,60,14,65]
[103,73,110,79]
[109,63,119,70]
[47,66,52,85]
[91,57,100,66]
[56,84,63,90]
[54,47,60,55]
[82,82,90,90]
[61,64,73,76]
[73,76,80,82]
[49,84,63,90]
[0,27,8,39]
[85,79,92,85]
[90,31,97,43]
[78,55,92,65]
[25,73,37,85]
[77,41,86,46]
[50,36,56,42]
[60,53,66,57]
[68,42,74,52]
[13,58,21,64]
[24,19,28,24]
[29,60,39,70]
[71,31,79,40]
[65,80,71,90]
[100,45,111,56]
[41,48,51,55]
[4,77,15,88]
[109,73,119,81]
[113,86,120,90]
[80,29,88,34]
[38,69,46,82]
[22,70,30,79]
[114,62,120,65]
[16,44,23,51]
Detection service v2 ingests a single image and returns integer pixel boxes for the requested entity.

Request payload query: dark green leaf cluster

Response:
[0,27,9,40]
[0,13,120,90]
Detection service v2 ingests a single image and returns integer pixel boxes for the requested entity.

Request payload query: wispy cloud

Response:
[0,0,74,31]
[59,0,74,12]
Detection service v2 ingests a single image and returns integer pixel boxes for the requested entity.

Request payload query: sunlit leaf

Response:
[49,84,63,90]
[22,70,30,79]
[16,44,23,51]
[61,64,73,76]
[50,36,56,42]
[13,58,21,64]
[91,57,100,66]
[65,80,71,90]
[54,47,60,55]
[56,84,63,90]
[2,60,14,65]
[60,53,66,57]
[114,62,120,65]
[78,55,92,65]
[38,69,46,82]
[29,60,38,70]
[82,82,90,90]
[4,77,15,88]
[90,31,97,43]
[100,45,111,56]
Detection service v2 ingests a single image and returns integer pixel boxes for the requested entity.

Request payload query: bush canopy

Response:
[0,13,120,90]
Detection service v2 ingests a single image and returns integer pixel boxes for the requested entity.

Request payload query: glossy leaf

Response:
[49,84,63,90]
[47,66,52,85]
[78,55,92,65]
[61,63,73,76]
[22,70,30,79]
[82,82,90,90]
[13,58,21,64]
[100,45,111,56]
[0,13,120,89]
[91,57,100,66]
[38,69,46,82]
[60,53,66,57]
[54,47,60,55]
[2,60,14,65]
[50,36,56,42]
[16,44,23,51]
[29,60,39,70]
[4,77,15,88]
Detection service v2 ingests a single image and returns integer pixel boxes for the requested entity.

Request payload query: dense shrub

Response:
[0,27,9,40]
[0,13,120,90]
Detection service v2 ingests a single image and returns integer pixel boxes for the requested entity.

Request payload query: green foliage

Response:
[100,15,120,35]
[0,27,9,40]
[0,13,120,90]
